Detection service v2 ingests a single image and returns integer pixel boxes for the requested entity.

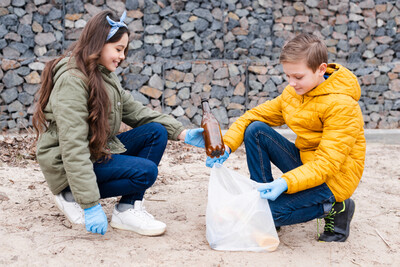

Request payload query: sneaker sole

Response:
[54,196,84,225]
[110,221,166,236]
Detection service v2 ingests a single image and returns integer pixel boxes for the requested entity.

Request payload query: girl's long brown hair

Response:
[33,11,130,160]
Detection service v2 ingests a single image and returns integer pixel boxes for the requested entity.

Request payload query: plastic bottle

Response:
[201,99,225,158]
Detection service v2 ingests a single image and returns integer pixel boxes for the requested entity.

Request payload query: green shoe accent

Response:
[318,199,355,242]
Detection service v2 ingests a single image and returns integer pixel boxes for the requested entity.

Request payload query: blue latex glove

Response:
[84,204,108,235]
[184,128,205,148]
[206,150,230,168]
[257,178,288,201]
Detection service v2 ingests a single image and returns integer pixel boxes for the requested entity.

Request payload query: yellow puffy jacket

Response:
[223,63,366,202]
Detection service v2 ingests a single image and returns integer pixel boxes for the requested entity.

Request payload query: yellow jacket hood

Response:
[306,63,361,101]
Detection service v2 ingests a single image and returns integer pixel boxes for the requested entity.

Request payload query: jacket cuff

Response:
[223,137,239,153]
[171,126,185,141]
[79,200,99,210]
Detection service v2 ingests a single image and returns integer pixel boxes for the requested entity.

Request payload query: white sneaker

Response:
[54,193,85,224]
[110,200,166,236]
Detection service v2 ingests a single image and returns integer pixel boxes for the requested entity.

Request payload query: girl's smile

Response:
[98,33,129,72]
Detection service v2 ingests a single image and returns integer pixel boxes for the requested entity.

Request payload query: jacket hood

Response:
[53,56,113,86]
[53,57,80,84]
[306,63,361,101]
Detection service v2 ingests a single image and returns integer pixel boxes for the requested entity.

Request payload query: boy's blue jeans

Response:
[244,121,335,227]
[93,122,168,204]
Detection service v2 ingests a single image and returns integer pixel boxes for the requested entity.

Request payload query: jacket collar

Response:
[98,64,112,75]
[305,63,361,101]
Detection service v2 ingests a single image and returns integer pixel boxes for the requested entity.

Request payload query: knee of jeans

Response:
[244,121,267,141]
[269,203,289,225]
[151,123,168,143]
[143,162,158,188]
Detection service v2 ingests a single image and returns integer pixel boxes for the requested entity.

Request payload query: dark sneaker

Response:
[318,198,355,242]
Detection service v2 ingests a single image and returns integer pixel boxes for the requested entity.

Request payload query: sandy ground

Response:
[0,139,399,266]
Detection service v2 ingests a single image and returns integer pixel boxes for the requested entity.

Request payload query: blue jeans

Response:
[93,122,168,204]
[244,121,335,227]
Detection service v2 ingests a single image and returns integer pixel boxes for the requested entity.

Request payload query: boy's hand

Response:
[205,146,231,168]
[257,178,288,201]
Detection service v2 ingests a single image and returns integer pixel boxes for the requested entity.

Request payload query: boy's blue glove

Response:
[206,150,230,168]
[257,178,288,201]
[84,204,108,235]
[184,128,205,148]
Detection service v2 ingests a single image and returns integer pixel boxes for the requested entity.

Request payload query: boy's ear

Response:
[318,63,328,76]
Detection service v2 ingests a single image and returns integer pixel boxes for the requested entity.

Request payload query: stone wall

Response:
[0,0,399,132]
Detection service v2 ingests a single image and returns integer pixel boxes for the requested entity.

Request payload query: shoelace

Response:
[138,205,155,220]
[323,210,336,232]
[131,204,155,221]
[317,214,334,239]
[317,201,346,238]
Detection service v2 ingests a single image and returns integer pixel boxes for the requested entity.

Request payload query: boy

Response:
[206,33,366,242]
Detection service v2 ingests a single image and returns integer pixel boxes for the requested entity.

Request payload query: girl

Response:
[33,10,204,236]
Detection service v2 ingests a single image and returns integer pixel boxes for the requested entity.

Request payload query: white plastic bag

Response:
[206,164,279,252]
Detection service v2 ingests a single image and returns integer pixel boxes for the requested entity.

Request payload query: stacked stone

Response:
[224,0,275,60]
[121,60,247,129]
[359,63,400,129]
[0,0,58,132]
[0,0,400,132]
[128,0,226,61]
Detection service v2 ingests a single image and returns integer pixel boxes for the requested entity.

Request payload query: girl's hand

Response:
[182,128,205,148]
[84,204,108,235]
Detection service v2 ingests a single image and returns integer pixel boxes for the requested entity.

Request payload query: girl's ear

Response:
[318,63,327,76]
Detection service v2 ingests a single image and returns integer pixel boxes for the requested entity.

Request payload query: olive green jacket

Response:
[36,57,184,209]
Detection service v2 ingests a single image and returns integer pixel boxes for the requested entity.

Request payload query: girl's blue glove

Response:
[206,150,230,168]
[257,178,288,201]
[184,128,205,148]
[84,204,108,235]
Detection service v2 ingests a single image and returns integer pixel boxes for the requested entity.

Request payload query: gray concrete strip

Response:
[276,129,400,144]
[359,129,400,144]
[222,129,400,144]
[1,129,400,144]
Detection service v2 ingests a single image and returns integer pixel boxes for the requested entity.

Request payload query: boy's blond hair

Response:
[279,33,328,72]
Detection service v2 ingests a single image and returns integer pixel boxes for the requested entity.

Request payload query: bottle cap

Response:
[201,98,209,103]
